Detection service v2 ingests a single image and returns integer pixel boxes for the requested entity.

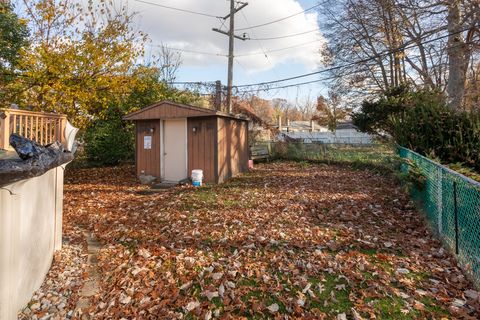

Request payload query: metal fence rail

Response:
[398,147,480,287]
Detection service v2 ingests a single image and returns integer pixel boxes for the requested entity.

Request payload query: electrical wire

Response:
[236,39,322,57]
[239,11,280,78]
[148,44,228,57]
[235,45,457,94]
[159,28,465,92]
[249,29,320,41]
[234,26,468,88]
[150,38,322,58]
[134,0,221,18]
[234,2,323,31]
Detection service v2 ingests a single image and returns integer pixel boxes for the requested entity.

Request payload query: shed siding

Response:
[217,118,248,183]
[187,117,216,183]
[135,120,161,178]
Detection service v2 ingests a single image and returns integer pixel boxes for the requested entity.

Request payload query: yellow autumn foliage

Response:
[3,0,156,128]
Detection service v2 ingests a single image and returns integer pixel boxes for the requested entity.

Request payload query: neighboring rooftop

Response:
[278,120,327,133]
[336,122,359,130]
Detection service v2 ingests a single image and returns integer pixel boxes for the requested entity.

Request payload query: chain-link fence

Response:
[398,147,480,287]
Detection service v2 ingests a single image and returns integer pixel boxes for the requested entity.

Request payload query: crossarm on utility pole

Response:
[212,28,249,41]
[223,2,248,20]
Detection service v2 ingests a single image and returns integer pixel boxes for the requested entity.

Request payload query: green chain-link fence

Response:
[398,147,480,287]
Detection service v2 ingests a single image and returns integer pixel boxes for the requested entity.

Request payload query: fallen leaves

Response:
[20,162,480,319]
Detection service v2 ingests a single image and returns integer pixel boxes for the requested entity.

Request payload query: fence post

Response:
[437,167,443,235]
[0,111,10,150]
[60,116,67,148]
[453,181,459,255]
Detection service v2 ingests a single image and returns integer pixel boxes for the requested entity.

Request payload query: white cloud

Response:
[129,0,323,72]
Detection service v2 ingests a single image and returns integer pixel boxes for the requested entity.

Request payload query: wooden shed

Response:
[123,101,249,184]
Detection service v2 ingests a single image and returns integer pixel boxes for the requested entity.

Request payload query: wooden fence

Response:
[0,109,67,150]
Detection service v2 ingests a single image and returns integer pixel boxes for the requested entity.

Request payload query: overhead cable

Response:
[135,0,221,18]
[234,2,323,31]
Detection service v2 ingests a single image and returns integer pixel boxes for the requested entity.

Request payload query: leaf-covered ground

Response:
[23,162,480,319]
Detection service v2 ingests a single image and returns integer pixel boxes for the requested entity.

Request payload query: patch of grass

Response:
[194,187,218,204]
[365,296,420,319]
[237,278,258,287]
[264,295,287,313]
[272,143,402,177]
[211,297,224,308]
[405,271,431,282]
[240,290,263,303]
[357,247,378,256]
[189,281,202,298]
[421,296,450,316]
[239,290,287,317]
[308,274,352,315]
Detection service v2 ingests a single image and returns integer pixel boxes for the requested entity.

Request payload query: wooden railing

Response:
[0,109,67,150]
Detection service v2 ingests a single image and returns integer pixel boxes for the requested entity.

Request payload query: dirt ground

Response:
[20,162,480,319]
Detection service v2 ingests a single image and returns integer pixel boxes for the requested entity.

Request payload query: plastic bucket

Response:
[191,169,203,186]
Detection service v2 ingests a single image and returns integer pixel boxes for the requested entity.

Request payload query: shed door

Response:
[163,119,187,182]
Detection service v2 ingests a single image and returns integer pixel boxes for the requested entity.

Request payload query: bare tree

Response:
[158,43,182,84]
[314,90,350,131]
[319,0,480,108]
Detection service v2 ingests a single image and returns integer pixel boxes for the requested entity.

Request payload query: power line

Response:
[165,27,463,92]
[134,0,221,18]
[249,29,320,41]
[234,26,465,88]
[151,38,322,58]
[236,39,322,57]
[234,2,323,31]
[149,44,228,57]
[236,68,371,94]
[239,11,280,79]
[235,43,462,94]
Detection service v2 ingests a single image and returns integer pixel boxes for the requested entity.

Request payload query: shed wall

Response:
[217,118,248,183]
[135,120,161,178]
[187,117,216,183]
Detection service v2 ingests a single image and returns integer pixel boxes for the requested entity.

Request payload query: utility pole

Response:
[214,80,222,111]
[213,1,248,114]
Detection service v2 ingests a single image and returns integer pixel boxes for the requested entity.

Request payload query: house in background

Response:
[277,119,328,133]
[124,101,249,184]
[277,119,374,144]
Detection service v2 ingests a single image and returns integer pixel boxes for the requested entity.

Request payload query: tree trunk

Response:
[446,0,468,110]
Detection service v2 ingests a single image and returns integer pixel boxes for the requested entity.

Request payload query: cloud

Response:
[130,0,323,72]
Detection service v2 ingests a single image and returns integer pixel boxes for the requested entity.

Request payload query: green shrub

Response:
[84,107,134,166]
[353,86,480,172]
[392,102,480,170]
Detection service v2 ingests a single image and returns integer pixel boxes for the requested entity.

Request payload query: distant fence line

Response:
[279,133,374,145]
[250,141,390,166]
[398,147,480,287]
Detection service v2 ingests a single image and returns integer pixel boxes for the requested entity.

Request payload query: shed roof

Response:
[123,100,246,121]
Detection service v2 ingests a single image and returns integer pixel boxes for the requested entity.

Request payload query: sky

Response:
[131,0,326,105]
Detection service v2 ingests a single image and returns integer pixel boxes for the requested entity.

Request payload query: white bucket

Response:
[191,169,203,186]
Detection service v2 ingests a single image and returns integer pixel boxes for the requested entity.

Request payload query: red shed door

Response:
[163,119,188,182]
